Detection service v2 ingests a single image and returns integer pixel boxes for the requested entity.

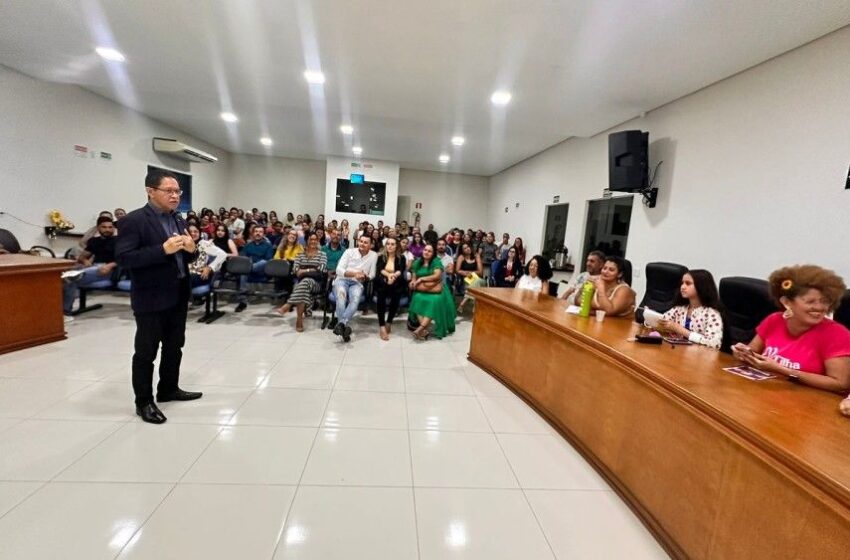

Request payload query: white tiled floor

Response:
[0,296,669,559]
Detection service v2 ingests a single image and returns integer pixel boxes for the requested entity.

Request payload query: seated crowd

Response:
[62,206,850,417]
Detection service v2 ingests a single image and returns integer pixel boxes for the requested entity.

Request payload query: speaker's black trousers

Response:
[131,298,189,406]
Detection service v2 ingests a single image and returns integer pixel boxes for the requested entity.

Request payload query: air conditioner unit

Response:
[152,137,218,163]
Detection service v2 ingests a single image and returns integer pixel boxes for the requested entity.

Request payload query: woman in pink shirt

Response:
[732,265,850,409]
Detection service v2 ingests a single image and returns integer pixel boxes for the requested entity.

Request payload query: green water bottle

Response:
[579,281,595,318]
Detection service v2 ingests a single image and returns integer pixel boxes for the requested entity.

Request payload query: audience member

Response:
[227,208,245,239]
[516,255,553,294]
[512,237,527,264]
[560,250,605,304]
[339,219,351,248]
[277,233,327,332]
[267,221,284,246]
[400,237,414,269]
[455,242,486,314]
[276,230,304,261]
[591,256,636,317]
[285,212,295,227]
[236,224,276,312]
[732,265,850,394]
[63,216,118,317]
[322,228,345,274]
[333,235,377,342]
[496,246,523,287]
[408,244,456,339]
[186,224,228,292]
[212,224,238,256]
[409,231,425,259]
[658,270,724,349]
[423,223,439,245]
[375,237,407,340]
[436,239,454,275]
[478,232,499,279]
[498,233,511,259]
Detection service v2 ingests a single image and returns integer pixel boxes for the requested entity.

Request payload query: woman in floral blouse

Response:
[658,269,724,349]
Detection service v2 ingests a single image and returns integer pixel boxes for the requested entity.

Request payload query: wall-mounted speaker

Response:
[608,130,649,192]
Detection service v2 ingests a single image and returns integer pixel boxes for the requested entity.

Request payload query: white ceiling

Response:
[1,1,849,176]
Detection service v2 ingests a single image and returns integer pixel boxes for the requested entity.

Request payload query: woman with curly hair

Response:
[516,255,553,294]
[732,265,850,399]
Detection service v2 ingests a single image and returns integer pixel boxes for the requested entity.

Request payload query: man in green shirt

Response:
[322,228,345,276]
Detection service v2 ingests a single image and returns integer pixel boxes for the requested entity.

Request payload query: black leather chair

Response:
[634,262,688,324]
[719,276,778,353]
[833,290,850,331]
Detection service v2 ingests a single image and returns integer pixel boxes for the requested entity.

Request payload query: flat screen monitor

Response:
[147,165,192,213]
[335,178,386,215]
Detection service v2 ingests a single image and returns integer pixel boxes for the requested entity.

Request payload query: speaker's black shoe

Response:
[342,324,352,343]
[136,403,167,424]
[157,389,203,403]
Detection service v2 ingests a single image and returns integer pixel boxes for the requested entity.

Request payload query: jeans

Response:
[237,260,269,303]
[333,277,364,325]
[62,264,110,314]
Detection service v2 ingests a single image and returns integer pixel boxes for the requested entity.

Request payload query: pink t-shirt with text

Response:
[755,312,850,375]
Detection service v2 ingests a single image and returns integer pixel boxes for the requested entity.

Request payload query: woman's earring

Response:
[783,307,794,320]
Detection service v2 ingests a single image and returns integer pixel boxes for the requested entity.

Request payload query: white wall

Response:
[489,26,850,295]
[226,154,325,218]
[324,156,399,226]
[398,169,489,234]
[0,64,230,252]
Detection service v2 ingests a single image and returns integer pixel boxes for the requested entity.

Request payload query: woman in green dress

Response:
[408,244,456,340]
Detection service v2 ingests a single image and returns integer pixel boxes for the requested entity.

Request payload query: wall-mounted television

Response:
[147,165,192,213]
[335,178,386,215]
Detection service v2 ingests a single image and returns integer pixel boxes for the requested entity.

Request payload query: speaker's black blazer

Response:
[115,204,198,313]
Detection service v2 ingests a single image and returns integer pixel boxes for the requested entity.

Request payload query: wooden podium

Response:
[0,254,75,354]
[468,287,850,560]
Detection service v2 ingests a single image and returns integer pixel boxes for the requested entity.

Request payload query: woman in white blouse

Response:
[516,255,553,294]
[658,269,724,349]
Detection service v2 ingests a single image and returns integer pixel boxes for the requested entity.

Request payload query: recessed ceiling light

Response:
[340,124,353,135]
[490,91,512,106]
[352,146,363,155]
[451,136,465,146]
[304,70,325,84]
[95,47,125,62]
[439,154,450,164]
[220,112,238,123]
[260,137,273,146]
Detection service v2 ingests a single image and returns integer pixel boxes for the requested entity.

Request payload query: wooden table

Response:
[0,254,75,354]
[468,287,850,560]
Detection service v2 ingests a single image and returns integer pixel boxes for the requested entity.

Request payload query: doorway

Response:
[396,195,411,226]
[581,196,634,260]
[541,203,569,261]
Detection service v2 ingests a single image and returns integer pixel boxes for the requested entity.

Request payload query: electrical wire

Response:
[0,211,44,229]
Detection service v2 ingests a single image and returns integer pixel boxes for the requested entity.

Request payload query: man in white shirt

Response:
[560,250,605,304]
[333,235,377,342]
[227,208,245,239]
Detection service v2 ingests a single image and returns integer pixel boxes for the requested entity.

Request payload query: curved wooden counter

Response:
[468,288,850,560]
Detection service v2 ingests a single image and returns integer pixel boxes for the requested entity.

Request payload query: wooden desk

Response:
[0,254,74,354]
[468,288,850,560]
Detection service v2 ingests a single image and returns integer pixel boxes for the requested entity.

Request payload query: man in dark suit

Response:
[115,169,203,424]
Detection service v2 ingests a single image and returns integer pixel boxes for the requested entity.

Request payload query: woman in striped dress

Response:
[277,233,327,332]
